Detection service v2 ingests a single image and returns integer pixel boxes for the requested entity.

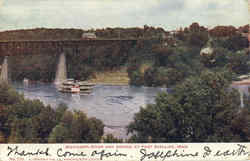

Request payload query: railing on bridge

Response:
[0,38,140,42]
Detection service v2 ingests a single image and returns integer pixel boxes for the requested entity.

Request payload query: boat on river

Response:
[59,79,95,94]
[78,81,95,94]
[59,79,80,93]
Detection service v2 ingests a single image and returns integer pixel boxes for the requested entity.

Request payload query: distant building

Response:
[82,33,97,39]
[200,47,213,56]
[240,33,249,38]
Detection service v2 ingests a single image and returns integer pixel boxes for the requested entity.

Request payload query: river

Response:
[13,82,167,139]
[231,84,250,108]
[13,82,247,139]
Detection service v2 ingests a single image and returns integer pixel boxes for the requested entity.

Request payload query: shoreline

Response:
[232,79,250,85]
[88,68,130,86]
[92,82,129,86]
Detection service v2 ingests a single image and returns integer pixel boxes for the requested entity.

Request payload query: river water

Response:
[13,82,166,139]
[12,82,247,139]
[231,84,250,108]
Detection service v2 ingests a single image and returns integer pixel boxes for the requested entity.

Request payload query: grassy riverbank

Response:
[88,67,129,85]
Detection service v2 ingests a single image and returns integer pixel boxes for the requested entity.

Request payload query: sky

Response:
[0,0,249,31]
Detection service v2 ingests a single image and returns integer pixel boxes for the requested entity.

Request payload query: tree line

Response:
[1,23,248,86]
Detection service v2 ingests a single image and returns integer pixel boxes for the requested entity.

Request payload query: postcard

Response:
[0,0,249,161]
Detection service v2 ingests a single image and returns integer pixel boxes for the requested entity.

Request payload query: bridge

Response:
[0,39,143,83]
[0,39,138,56]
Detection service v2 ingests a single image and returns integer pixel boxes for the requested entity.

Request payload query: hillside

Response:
[0,24,249,86]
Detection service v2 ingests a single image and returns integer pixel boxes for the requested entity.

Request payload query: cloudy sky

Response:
[0,0,248,31]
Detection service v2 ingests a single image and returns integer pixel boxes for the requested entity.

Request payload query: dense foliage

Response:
[1,23,249,86]
[127,23,249,87]
[0,83,104,143]
[128,70,250,142]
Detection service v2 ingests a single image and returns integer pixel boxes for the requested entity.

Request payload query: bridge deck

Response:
[0,39,141,56]
[0,39,139,43]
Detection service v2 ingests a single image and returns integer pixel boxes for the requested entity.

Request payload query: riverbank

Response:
[232,79,250,85]
[88,68,129,85]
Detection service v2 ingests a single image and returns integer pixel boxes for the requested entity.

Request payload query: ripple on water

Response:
[105,96,134,105]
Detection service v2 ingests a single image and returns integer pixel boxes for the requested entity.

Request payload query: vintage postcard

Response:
[0,0,249,160]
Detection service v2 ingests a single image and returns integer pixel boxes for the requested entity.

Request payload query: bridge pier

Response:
[0,56,9,84]
[54,53,67,85]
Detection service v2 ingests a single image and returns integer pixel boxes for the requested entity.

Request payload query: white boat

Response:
[77,81,95,94]
[58,79,95,94]
[59,84,80,93]
[23,78,29,84]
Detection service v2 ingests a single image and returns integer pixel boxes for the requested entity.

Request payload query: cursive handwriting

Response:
[140,148,199,161]
[214,144,249,157]
[7,146,51,157]
[6,144,249,160]
[203,146,212,158]
[91,149,127,160]
[57,148,87,157]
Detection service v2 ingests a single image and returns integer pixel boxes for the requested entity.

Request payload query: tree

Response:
[228,50,250,74]
[144,67,157,86]
[31,105,57,143]
[129,71,144,86]
[0,105,10,136]
[189,22,201,32]
[48,111,104,143]
[200,47,229,68]
[85,117,104,143]
[55,103,68,124]
[48,124,72,143]
[222,34,249,51]
[8,119,24,143]
[0,83,22,105]
[70,111,89,143]
[152,46,174,66]
[128,70,249,142]
[60,111,74,128]
[188,32,209,47]
[103,134,123,143]
[209,26,237,38]
[0,131,6,143]
[71,111,104,143]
